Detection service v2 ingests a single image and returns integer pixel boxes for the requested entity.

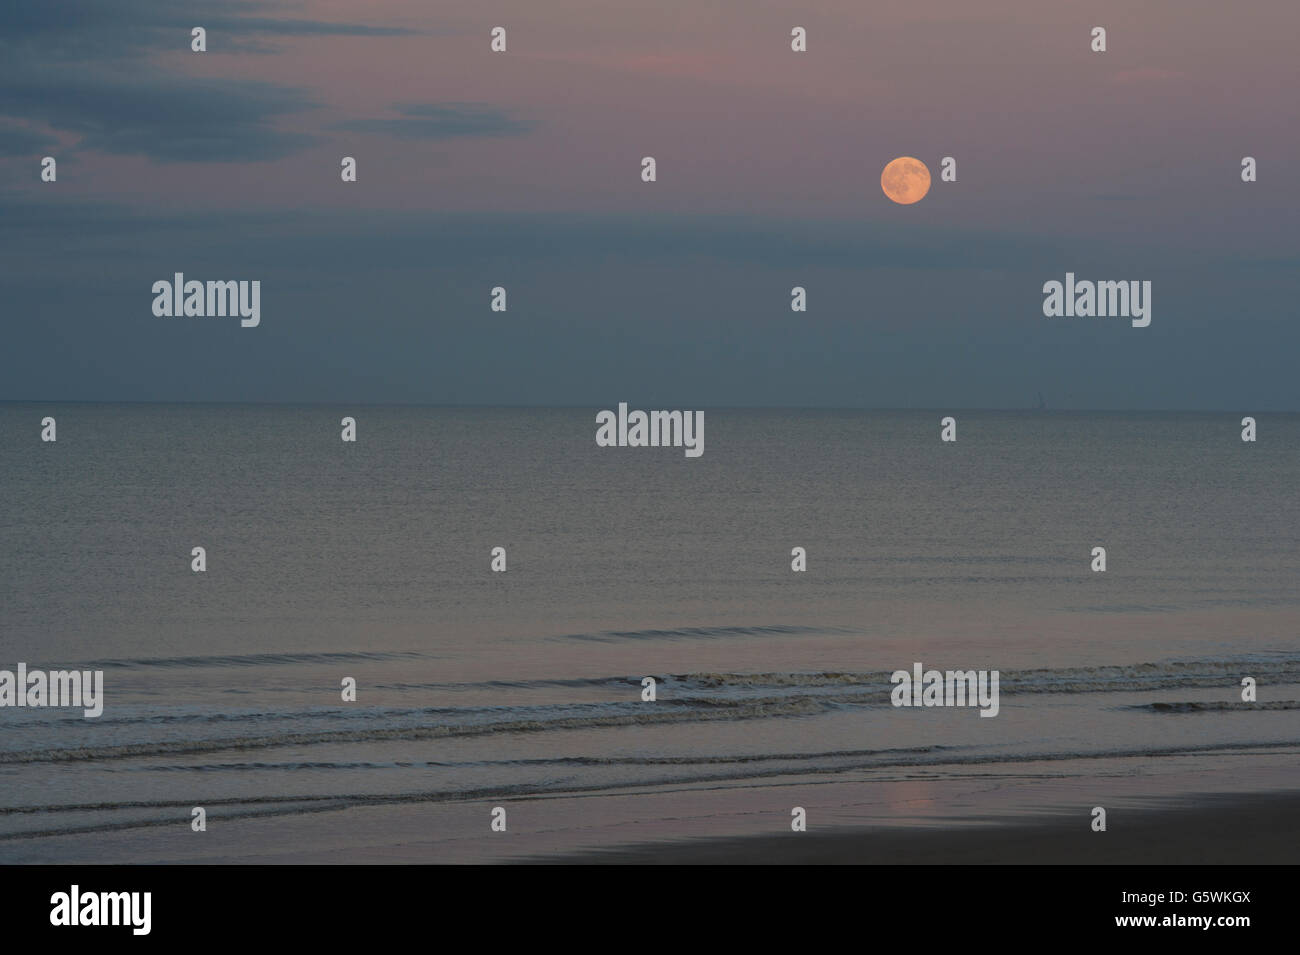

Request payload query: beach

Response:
[537,792,1300,865]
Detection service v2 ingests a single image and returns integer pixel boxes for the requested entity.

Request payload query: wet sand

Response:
[527,791,1300,864]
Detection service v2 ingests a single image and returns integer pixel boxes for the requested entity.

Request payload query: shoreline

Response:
[3,783,1297,865]
[520,790,1300,865]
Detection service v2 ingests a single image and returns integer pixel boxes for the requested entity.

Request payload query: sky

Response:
[1,0,1297,409]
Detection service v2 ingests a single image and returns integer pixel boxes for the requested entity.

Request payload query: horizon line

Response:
[0,400,1293,415]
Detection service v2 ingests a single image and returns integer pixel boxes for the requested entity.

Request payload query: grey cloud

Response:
[0,0,415,162]
[1,198,1296,411]
[332,104,536,141]
[1,1,418,59]
[0,70,320,162]
[0,123,60,157]
[0,195,1138,275]
[200,16,419,38]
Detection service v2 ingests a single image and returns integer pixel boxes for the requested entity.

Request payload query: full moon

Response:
[881,157,931,205]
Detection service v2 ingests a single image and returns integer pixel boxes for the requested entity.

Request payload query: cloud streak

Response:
[0,0,416,163]
[0,73,320,162]
[332,104,536,141]
[2,1,419,57]
[0,123,60,157]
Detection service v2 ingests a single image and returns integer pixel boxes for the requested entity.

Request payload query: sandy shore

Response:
[7,767,1296,865]
[523,791,1300,864]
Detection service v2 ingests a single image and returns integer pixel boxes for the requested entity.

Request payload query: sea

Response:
[2,405,1298,862]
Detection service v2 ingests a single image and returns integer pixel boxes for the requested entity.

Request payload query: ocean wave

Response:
[3,655,1298,764]
[78,649,429,670]
[1132,700,1300,713]
[670,655,1300,696]
[3,739,1296,842]
[562,624,850,643]
[0,696,829,765]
